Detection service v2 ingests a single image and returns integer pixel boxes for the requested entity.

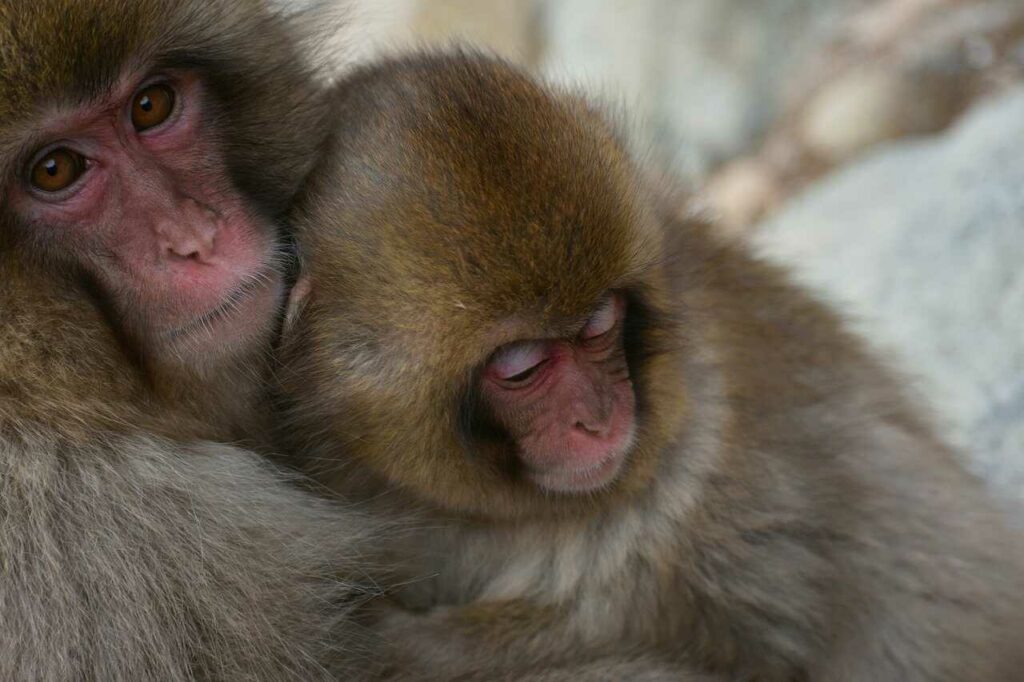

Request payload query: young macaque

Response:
[277,53,1024,681]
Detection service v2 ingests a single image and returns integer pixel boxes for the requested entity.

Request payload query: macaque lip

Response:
[527,443,631,494]
[161,264,284,348]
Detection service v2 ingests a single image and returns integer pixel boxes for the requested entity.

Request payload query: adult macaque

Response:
[277,53,1024,680]
[0,1,386,679]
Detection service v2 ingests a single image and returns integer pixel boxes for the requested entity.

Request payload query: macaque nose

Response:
[157,198,219,262]
[571,378,615,439]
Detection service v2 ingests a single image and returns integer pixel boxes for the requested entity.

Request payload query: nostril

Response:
[574,421,606,437]
[165,244,203,262]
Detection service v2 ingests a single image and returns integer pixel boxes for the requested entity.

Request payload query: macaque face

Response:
[5,70,284,365]
[481,293,637,494]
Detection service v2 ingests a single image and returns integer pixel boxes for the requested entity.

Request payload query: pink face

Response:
[482,293,637,494]
[7,71,284,366]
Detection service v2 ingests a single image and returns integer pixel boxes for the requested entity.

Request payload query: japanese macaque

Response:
[277,53,1024,680]
[0,1,388,679]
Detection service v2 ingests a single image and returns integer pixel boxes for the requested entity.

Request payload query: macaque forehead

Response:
[424,162,660,334]
[0,3,150,118]
[303,55,668,364]
[351,195,656,360]
[0,0,262,123]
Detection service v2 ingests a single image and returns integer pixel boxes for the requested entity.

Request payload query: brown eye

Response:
[131,83,175,131]
[30,148,86,192]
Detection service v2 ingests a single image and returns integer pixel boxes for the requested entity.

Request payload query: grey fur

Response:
[0,431,380,681]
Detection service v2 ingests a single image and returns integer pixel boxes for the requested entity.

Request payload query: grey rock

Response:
[755,88,1024,506]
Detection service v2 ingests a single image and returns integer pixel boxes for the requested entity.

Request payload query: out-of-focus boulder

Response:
[703,0,1024,234]
[755,88,1024,505]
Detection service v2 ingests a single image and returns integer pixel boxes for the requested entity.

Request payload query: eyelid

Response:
[488,340,549,381]
[26,142,79,174]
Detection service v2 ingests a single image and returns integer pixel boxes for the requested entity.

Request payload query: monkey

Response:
[275,53,1024,681]
[0,1,399,679]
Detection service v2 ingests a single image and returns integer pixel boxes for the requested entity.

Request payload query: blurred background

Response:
[317,0,1024,507]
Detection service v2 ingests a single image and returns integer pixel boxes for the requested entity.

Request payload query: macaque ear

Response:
[283,274,313,337]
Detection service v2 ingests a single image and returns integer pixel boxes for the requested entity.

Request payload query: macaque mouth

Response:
[163,264,284,343]
[526,422,637,494]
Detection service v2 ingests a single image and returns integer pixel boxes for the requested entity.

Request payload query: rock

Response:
[701,159,782,236]
[799,67,909,163]
[755,88,1024,506]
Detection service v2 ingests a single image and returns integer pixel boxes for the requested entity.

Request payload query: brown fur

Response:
[278,53,1024,680]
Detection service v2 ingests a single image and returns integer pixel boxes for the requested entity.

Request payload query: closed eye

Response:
[502,359,548,383]
[487,340,550,385]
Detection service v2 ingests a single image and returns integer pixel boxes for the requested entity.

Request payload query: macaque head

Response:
[0,0,332,373]
[284,54,690,519]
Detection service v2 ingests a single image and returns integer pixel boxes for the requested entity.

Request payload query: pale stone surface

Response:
[701,159,782,236]
[341,0,541,65]
[799,67,908,163]
[755,88,1024,505]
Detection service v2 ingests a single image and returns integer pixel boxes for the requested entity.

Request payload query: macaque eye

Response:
[581,294,620,340]
[131,83,176,131]
[29,148,86,193]
[488,341,549,386]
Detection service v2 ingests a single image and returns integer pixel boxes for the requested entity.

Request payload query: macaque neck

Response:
[146,346,277,443]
